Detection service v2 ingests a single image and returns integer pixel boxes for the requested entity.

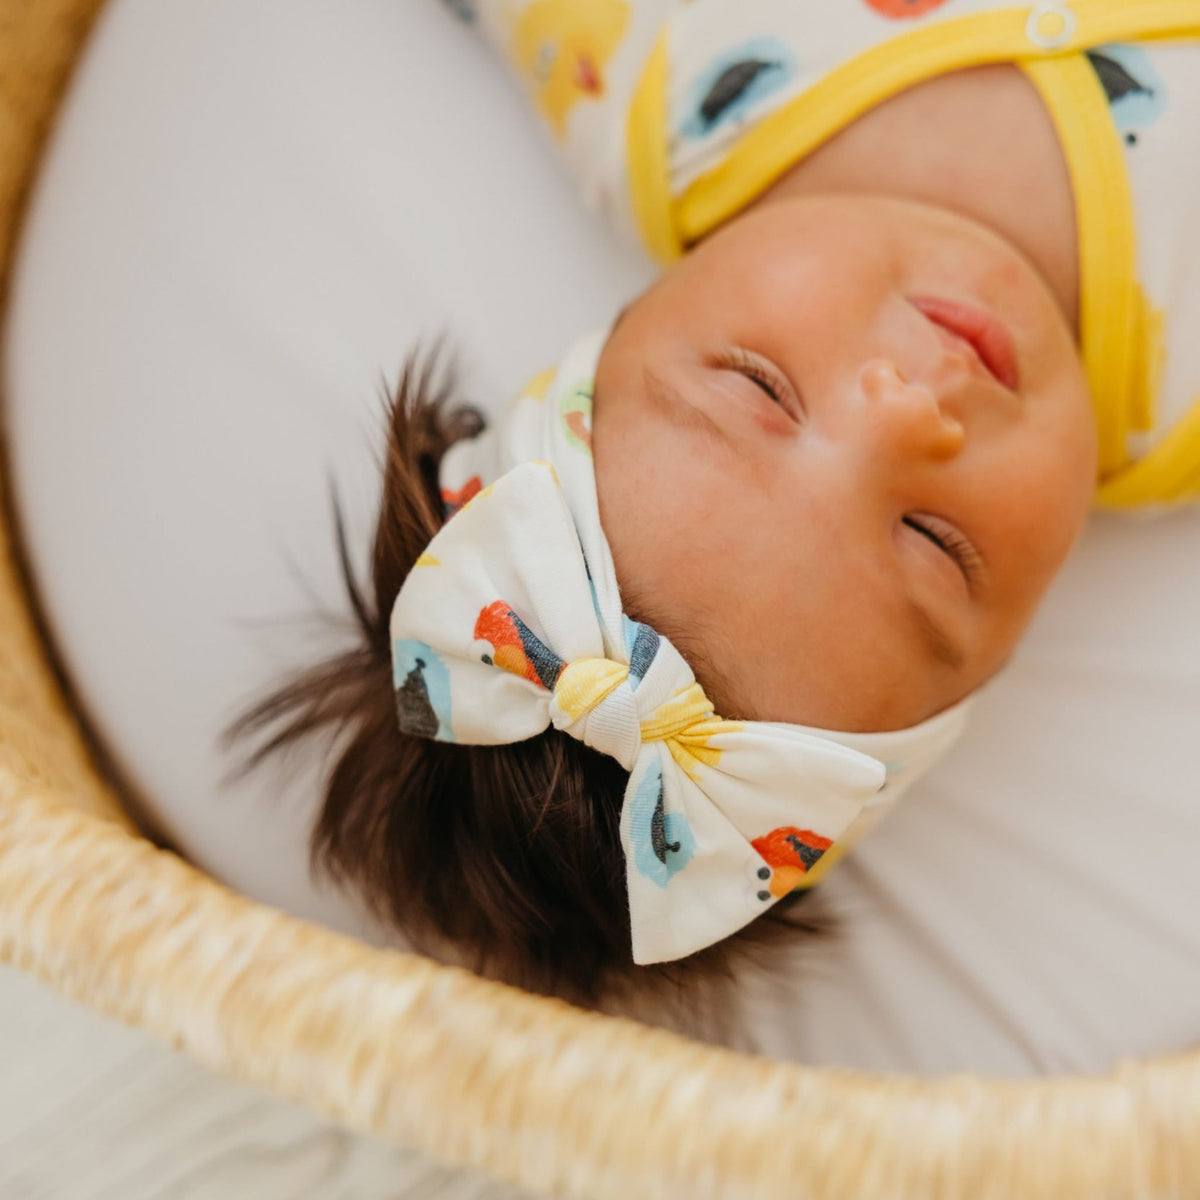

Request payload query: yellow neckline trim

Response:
[626,1,1200,259]
[675,1,1200,248]
[1020,54,1136,480]
[626,33,679,264]
[1095,397,1200,506]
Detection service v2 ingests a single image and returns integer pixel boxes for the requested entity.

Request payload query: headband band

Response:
[389,329,970,964]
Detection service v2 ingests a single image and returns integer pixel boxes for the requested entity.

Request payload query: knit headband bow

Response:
[389,329,970,965]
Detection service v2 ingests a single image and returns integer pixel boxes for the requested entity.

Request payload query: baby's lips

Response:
[908,294,1022,393]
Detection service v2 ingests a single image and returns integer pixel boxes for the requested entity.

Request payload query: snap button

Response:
[1026,1,1076,51]
[744,855,774,902]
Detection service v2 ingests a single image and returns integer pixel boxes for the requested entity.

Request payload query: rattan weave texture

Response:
[1,3,1197,1197]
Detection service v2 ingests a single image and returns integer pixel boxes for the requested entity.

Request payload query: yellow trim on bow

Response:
[640,681,744,781]
[553,658,629,721]
[529,458,561,486]
[554,665,746,780]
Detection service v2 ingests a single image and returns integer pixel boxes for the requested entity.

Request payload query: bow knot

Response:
[550,656,640,767]
[631,680,742,781]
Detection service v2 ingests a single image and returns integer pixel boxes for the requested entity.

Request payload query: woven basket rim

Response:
[1,3,1198,1197]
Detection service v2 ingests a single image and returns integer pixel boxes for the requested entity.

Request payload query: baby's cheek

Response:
[597,442,695,598]
[994,255,1030,300]
[995,456,1088,614]
[1032,398,1097,530]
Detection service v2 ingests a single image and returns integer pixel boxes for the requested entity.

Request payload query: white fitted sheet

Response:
[6,0,1199,1077]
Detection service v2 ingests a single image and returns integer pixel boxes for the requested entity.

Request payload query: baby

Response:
[222,0,1200,1014]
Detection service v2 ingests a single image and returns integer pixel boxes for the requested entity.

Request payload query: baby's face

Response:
[592,194,1097,732]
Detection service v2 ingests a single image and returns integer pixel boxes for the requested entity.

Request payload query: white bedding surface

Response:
[6,0,1198,1077]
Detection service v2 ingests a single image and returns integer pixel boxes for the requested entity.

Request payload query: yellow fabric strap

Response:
[1025,34,1200,506]
[1096,401,1200,506]
[626,32,680,264]
[1020,54,1138,481]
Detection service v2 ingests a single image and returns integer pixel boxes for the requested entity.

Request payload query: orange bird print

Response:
[475,600,566,690]
[751,825,834,897]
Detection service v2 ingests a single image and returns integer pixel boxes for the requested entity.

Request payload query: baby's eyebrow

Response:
[907,597,965,670]
[642,366,732,449]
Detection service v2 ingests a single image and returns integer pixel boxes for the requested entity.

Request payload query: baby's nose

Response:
[858,359,965,461]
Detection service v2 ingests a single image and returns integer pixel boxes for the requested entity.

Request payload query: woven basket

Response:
[1,3,1198,1196]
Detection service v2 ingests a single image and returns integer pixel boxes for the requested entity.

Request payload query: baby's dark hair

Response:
[220,341,831,1018]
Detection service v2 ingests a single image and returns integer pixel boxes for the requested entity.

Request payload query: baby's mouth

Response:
[907,295,1021,393]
